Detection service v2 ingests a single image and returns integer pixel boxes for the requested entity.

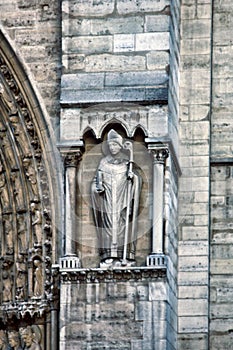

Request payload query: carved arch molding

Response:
[0,32,59,348]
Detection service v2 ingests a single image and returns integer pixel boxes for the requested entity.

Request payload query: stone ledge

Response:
[60,266,167,283]
[60,86,168,105]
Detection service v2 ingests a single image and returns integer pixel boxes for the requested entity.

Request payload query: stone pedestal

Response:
[59,267,168,350]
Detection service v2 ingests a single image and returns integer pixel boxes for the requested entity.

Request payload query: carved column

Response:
[61,148,82,267]
[147,145,169,267]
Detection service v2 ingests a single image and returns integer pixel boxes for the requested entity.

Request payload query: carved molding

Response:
[60,267,166,284]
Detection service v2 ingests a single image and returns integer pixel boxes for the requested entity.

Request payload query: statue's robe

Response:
[91,155,141,262]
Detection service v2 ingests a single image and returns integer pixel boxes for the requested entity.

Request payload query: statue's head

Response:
[107,130,123,156]
[20,326,33,347]
[107,129,123,147]
[0,330,7,347]
[8,331,20,347]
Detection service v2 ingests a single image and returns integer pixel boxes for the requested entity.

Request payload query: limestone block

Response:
[179,299,208,316]
[210,303,233,319]
[181,19,211,39]
[178,316,208,333]
[210,334,233,350]
[63,36,113,54]
[181,54,210,71]
[179,255,208,272]
[85,54,146,72]
[179,241,208,256]
[136,32,169,51]
[146,51,169,70]
[194,215,209,226]
[181,38,211,55]
[105,71,168,87]
[178,285,208,299]
[178,271,209,286]
[63,54,85,72]
[181,4,196,19]
[211,259,233,275]
[145,15,170,32]
[113,34,135,52]
[66,16,144,36]
[182,226,209,240]
[197,4,212,19]
[65,0,115,17]
[60,108,81,141]
[62,73,104,90]
[117,0,170,14]
[178,333,208,350]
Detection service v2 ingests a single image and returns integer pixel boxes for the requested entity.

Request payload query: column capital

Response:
[63,151,82,168]
[149,147,169,164]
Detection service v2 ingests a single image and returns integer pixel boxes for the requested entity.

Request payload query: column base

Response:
[146,254,167,268]
[59,255,81,269]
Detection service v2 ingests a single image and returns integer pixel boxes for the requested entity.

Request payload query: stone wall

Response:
[61,0,170,105]
[210,0,233,348]
[0,0,61,130]
[178,0,212,348]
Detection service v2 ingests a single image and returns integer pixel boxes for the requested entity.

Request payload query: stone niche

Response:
[59,102,179,350]
[59,103,179,268]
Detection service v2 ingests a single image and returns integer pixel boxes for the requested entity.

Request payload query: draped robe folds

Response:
[91,154,141,262]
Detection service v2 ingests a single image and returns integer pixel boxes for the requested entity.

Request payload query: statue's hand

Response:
[127,171,134,180]
[96,185,105,193]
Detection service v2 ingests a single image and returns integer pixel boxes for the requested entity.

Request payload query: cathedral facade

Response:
[0,0,231,349]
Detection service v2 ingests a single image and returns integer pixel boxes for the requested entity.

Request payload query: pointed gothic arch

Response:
[0,29,62,349]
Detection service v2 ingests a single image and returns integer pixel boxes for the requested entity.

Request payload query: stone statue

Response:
[0,330,10,350]
[0,165,10,212]
[19,326,41,350]
[3,215,13,255]
[11,170,24,211]
[91,129,141,266]
[8,331,23,350]
[17,214,27,255]
[33,259,43,297]
[31,203,42,247]
[23,157,39,202]
[16,255,27,300]
[2,270,13,302]
[0,81,17,115]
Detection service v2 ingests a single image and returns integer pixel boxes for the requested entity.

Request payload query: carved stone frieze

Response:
[60,266,166,284]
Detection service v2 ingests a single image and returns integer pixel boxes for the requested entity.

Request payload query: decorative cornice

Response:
[59,266,166,284]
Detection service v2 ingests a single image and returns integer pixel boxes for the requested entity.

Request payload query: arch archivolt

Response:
[0,32,60,335]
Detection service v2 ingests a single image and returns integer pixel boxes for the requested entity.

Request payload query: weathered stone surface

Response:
[117,0,170,14]
[145,15,170,32]
[136,32,169,51]
[64,0,115,17]
[85,54,146,72]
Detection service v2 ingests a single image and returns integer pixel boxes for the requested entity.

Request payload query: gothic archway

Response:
[0,30,62,349]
